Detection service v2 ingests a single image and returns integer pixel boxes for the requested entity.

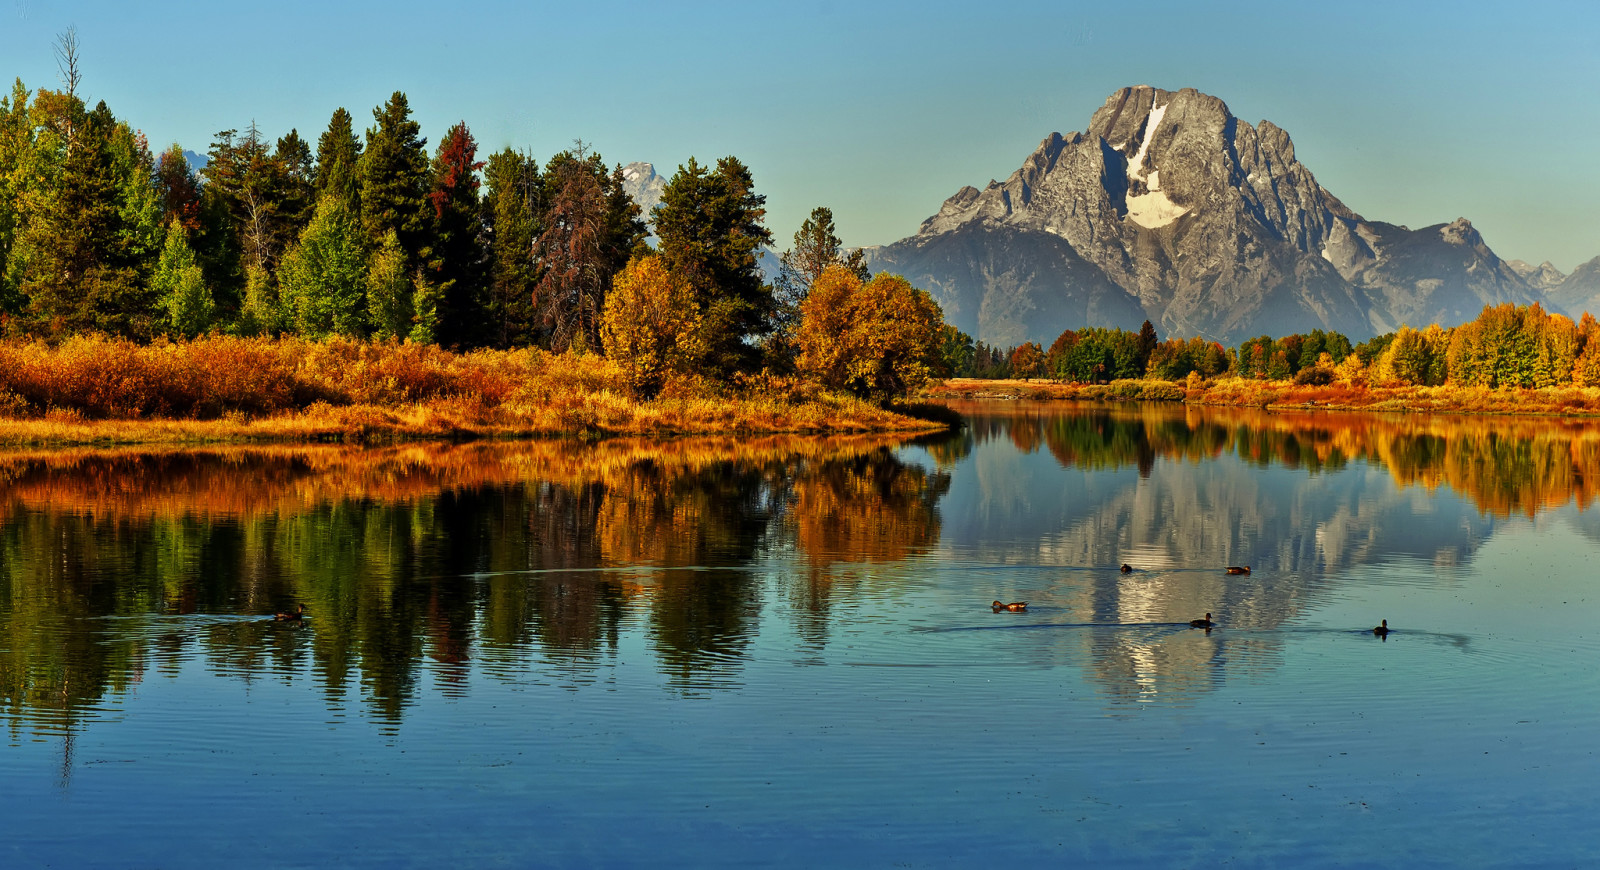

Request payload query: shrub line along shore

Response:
[928,377,1600,418]
[0,335,943,447]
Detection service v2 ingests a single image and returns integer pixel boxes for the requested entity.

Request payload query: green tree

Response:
[653,156,774,377]
[358,92,429,262]
[278,194,367,338]
[481,148,540,347]
[315,107,363,212]
[771,206,869,368]
[236,263,280,336]
[274,129,317,233]
[366,229,413,340]
[203,123,296,280]
[20,99,153,337]
[152,219,213,337]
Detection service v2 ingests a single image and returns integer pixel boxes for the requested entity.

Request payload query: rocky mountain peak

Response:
[621,162,666,217]
[868,85,1549,346]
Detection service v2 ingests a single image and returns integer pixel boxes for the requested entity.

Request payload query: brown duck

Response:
[1226,566,1251,575]
[1373,619,1390,637]
[992,600,1028,612]
[275,604,306,622]
[1189,612,1216,629]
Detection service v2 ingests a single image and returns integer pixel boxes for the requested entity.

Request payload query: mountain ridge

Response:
[867,85,1566,346]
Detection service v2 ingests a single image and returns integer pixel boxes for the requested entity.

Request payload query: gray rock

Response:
[869,85,1546,345]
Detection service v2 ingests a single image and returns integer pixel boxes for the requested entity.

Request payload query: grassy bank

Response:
[0,335,941,446]
[927,376,1600,417]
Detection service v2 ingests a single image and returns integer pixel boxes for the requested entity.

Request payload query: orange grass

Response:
[0,335,940,445]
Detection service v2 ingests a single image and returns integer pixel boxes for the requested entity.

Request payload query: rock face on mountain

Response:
[621,162,666,219]
[868,86,1547,346]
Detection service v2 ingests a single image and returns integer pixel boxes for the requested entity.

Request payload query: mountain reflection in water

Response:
[5,404,1600,732]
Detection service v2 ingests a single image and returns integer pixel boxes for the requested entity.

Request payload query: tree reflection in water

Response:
[6,405,1600,732]
[0,436,947,731]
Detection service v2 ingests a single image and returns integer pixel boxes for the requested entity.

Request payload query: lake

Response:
[3,403,1600,868]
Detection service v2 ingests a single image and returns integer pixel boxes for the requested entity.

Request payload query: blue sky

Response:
[5,0,1598,269]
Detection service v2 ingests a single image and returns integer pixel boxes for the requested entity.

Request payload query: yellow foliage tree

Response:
[599,256,705,398]
[794,266,944,401]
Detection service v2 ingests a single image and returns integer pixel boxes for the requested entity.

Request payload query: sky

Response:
[4,0,1598,270]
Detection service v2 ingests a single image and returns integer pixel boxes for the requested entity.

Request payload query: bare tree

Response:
[54,25,80,97]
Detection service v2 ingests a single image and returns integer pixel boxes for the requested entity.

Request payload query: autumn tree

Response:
[794,266,944,401]
[1371,324,1450,386]
[425,122,485,348]
[1010,342,1046,379]
[534,148,644,352]
[601,255,705,398]
[654,156,774,376]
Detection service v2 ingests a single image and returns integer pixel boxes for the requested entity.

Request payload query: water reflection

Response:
[8,404,1600,731]
[0,437,949,731]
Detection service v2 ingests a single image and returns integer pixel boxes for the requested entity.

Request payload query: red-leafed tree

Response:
[424,121,485,347]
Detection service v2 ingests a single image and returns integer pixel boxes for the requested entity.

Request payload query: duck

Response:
[1373,619,1390,637]
[1189,612,1215,629]
[992,600,1028,612]
[1120,563,1133,573]
[1226,566,1251,575]
[274,604,306,622]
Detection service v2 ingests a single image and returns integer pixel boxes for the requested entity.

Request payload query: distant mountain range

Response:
[858,85,1599,346]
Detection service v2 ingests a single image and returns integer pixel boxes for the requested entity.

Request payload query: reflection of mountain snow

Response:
[943,440,1492,580]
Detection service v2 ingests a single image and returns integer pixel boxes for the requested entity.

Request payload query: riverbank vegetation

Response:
[0,54,948,443]
[935,302,1600,417]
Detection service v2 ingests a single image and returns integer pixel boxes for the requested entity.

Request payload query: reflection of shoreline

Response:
[939,400,1600,518]
[0,436,948,733]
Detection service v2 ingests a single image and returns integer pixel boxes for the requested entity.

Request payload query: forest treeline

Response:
[956,302,1600,391]
[0,45,947,409]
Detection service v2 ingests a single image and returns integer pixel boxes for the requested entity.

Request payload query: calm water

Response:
[3,405,1600,867]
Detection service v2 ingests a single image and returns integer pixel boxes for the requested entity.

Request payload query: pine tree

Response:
[153,219,213,337]
[0,79,34,316]
[20,100,151,336]
[315,107,363,211]
[533,148,645,352]
[425,122,485,348]
[237,263,280,336]
[358,92,429,262]
[154,143,202,232]
[275,129,316,233]
[481,147,540,347]
[653,156,774,376]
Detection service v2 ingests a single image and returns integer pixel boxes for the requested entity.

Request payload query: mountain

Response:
[621,162,665,220]
[867,85,1545,346]
[1507,259,1566,292]
[1546,257,1600,319]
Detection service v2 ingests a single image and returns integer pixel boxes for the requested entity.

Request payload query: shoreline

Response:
[926,377,1600,419]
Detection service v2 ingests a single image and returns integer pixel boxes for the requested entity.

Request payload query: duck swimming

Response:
[1226,566,1251,575]
[1120,564,1133,573]
[1373,619,1390,637]
[1189,612,1215,629]
[275,604,305,622]
[992,600,1028,612]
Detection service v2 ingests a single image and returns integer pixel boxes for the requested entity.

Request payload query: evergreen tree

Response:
[653,156,774,376]
[425,122,485,348]
[0,79,34,316]
[771,206,869,368]
[481,147,540,347]
[203,123,295,278]
[275,129,316,232]
[20,100,152,337]
[366,229,413,340]
[1136,319,1158,374]
[357,92,429,262]
[278,194,367,338]
[315,107,363,211]
[153,219,213,337]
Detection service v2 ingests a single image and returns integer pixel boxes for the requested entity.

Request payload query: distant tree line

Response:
[0,37,948,401]
[949,302,1600,391]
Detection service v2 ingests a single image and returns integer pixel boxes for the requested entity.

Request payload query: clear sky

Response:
[4,0,1598,270]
